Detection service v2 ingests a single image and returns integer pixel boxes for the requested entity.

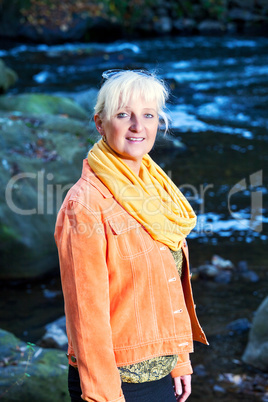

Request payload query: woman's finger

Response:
[174,375,191,402]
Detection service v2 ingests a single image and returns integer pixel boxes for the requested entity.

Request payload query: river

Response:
[1,36,268,401]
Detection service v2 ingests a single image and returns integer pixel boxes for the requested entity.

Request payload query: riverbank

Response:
[0,0,268,44]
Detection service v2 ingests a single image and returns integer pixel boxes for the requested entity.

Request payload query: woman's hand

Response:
[174,375,191,402]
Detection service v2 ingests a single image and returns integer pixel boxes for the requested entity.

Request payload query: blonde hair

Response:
[94,70,169,132]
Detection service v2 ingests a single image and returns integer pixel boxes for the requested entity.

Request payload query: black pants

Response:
[68,365,177,402]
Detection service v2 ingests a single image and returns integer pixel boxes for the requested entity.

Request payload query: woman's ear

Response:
[94,114,103,134]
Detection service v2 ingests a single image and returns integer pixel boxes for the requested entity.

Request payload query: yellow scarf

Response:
[87,139,196,251]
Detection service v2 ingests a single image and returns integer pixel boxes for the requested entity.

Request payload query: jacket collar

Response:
[81,159,113,199]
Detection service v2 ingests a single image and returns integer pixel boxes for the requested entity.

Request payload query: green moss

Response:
[201,0,227,20]
[0,94,88,119]
[103,0,156,27]
[0,329,69,402]
[172,1,194,18]
[0,225,18,242]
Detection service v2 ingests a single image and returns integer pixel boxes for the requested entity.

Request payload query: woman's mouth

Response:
[126,137,144,142]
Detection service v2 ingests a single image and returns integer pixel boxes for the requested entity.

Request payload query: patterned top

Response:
[170,247,184,278]
[118,247,184,383]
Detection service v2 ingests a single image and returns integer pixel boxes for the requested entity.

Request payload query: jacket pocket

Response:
[107,214,154,259]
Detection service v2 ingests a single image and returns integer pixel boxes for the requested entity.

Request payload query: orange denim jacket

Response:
[54,159,208,402]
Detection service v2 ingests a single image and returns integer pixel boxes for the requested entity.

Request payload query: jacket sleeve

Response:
[170,353,193,378]
[170,241,193,378]
[55,200,125,402]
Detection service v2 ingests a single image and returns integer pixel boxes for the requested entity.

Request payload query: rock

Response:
[211,255,234,270]
[154,16,173,34]
[237,260,248,273]
[242,296,268,371]
[0,94,88,120]
[213,384,226,393]
[231,0,255,9]
[197,255,235,282]
[198,20,226,34]
[68,89,98,115]
[198,264,219,279]
[19,15,92,44]
[173,18,196,33]
[0,0,268,44]
[241,270,259,282]
[218,371,268,397]
[0,328,69,402]
[38,316,68,350]
[256,0,268,11]
[236,260,259,282]
[226,318,251,334]
[194,364,207,377]
[0,1,110,44]
[218,372,244,386]
[0,109,96,280]
[156,7,168,17]
[228,7,256,21]
[214,270,232,284]
[262,392,268,402]
[0,60,18,93]
[226,22,237,33]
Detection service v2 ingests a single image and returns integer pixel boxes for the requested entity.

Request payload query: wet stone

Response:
[237,260,249,273]
[0,328,69,402]
[241,270,259,282]
[198,264,219,279]
[226,318,251,334]
[194,364,207,377]
[242,296,268,371]
[213,384,226,393]
[214,270,232,284]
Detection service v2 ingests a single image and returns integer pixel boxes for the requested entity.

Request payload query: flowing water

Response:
[1,36,268,401]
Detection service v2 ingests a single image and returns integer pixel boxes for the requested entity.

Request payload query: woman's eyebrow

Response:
[119,106,157,111]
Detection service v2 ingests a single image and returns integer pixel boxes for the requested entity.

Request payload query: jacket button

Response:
[71,356,77,363]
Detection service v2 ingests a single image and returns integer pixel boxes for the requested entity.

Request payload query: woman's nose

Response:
[130,115,143,132]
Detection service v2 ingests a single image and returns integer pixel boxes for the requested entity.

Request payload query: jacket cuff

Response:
[110,397,126,402]
[170,354,193,378]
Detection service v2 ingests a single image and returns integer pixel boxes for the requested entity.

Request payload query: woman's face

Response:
[95,95,159,174]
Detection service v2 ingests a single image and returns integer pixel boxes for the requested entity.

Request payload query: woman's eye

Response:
[117,112,128,118]
[145,113,154,118]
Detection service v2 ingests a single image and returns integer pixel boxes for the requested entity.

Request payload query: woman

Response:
[54,70,208,402]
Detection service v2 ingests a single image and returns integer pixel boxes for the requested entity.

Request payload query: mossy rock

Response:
[0,60,18,93]
[0,111,97,279]
[0,329,69,402]
[0,93,89,119]
[242,296,268,371]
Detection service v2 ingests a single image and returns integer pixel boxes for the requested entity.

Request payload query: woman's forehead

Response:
[117,92,158,109]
